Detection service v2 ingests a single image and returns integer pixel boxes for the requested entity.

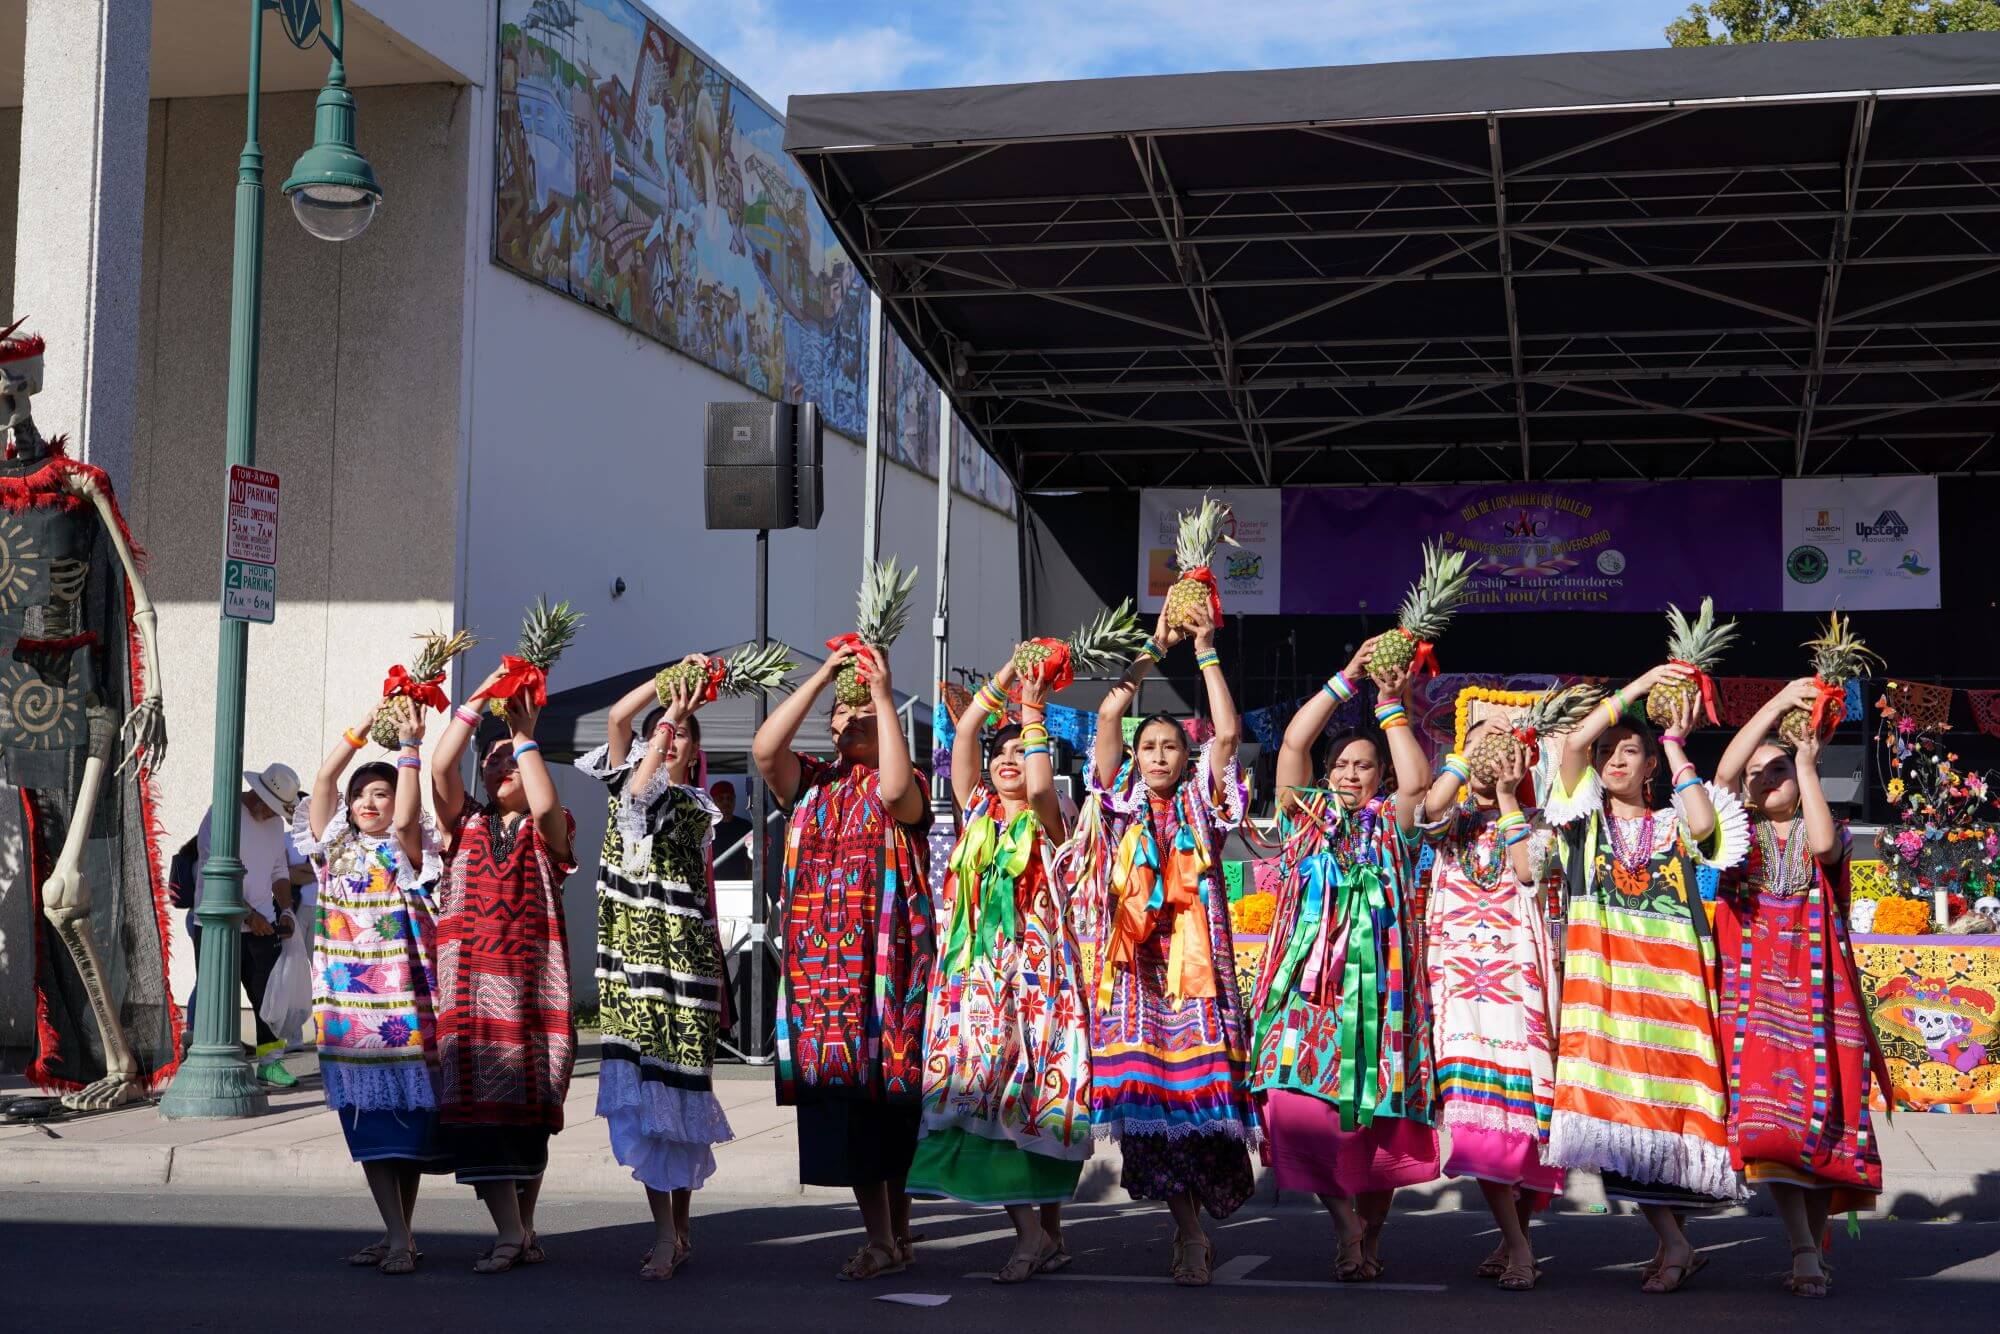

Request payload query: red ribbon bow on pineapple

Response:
[825,633,874,686]
[1012,638,1076,696]
[1667,658,1722,725]
[488,654,550,708]
[381,665,450,713]
[691,657,729,704]
[1389,628,1441,679]
[1807,677,1846,736]
[1180,565,1226,628]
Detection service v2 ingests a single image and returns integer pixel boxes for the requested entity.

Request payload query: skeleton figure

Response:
[0,320,171,1110]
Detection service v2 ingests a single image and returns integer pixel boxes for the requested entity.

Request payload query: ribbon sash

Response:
[943,809,1037,975]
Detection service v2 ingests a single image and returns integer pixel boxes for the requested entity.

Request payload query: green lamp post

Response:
[162,0,383,1120]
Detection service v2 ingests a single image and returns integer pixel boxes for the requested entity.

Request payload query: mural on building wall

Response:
[875,323,1017,514]
[495,0,868,438]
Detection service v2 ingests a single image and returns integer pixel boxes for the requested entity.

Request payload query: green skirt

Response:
[906,1127,1084,1206]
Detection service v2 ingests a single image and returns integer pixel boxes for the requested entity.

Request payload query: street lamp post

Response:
[163,0,382,1120]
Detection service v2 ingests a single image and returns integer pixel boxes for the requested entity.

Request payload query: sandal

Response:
[1783,1245,1828,1298]
[521,1231,546,1265]
[378,1248,418,1277]
[1360,1224,1386,1279]
[1171,1234,1214,1287]
[1334,1234,1371,1283]
[348,1241,391,1267]
[640,1241,686,1281]
[1476,1245,1510,1279]
[1039,1237,1073,1274]
[474,1241,525,1275]
[838,1242,907,1282]
[895,1232,925,1266]
[994,1249,1043,1285]
[1497,1260,1540,1292]
[1641,1252,1706,1294]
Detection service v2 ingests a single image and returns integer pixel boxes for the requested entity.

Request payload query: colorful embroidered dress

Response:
[1061,748,1256,1216]
[434,802,577,1135]
[1715,817,1883,1208]
[775,755,934,1104]
[290,800,442,1113]
[909,789,1092,1205]
[1545,770,1749,1204]
[1422,806,1564,1195]
[579,745,734,1194]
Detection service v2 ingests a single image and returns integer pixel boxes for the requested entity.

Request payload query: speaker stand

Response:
[739,526,777,1065]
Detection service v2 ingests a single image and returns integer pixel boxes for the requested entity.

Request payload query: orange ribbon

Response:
[488,654,549,708]
[382,665,449,713]
[1099,821,1217,1008]
[1179,564,1225,628]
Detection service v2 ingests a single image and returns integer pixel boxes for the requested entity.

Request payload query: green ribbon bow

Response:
[944,810,1037,975]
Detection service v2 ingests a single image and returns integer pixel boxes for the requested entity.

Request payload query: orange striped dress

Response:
[1543,769,1749,1205]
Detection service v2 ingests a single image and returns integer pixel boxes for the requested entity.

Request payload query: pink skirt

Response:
[1442,1125,1564,1200]
[1266,1091,1440,1195]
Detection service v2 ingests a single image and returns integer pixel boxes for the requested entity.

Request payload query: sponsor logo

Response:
[1802,507,1844,541]
[1897,548,1932,576]
[1596,548,1627,576]
[1225,551,1262,582]
[1787,545,1829,584]
[1502,508,1548,540]
[1847,548,1866,567]
[1854,508,1910,541]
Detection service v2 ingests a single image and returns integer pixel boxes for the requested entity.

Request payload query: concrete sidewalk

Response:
[5,1052,1998,1220]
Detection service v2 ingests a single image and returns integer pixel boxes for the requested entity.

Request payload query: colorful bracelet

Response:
[400,738,421,750]
[1373,702,1407,725]
[1440,753,1471,785]
[342,728,365,749]
[452,705,482,729]
[1022,743,1051,759]
[513,740,541,760]
[395,755,422,771]
[1195,650,1221,672]
[973,680,1007,718]
[1661,733,1687,748]
[1140,638,1165,666]
[1503,825,1533,847]
[1322,671,1355,704]
[1019,723,1050,745]
[1671,762,1697,785]
[1672,776,1702,796]
[1600,695,1624,727]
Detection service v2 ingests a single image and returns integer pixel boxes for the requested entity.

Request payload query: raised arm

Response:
[1017,671,1066,840]
[1373,662,1431,833]
[310,702,378,841]
[607,672,671,771]
[864,647,926,827]
[953,656,1018,811]
[392,708,427,871]
[1793,728,1844,866]
[1094,607,1177,790]
[1491,744,1536,884]
[1660,690,1716,845]
[1715,677,1820,795]
[1279,635,1379,803]
[754,643,854,806]
[432,664,501,833]
[1187,605,1239,779]
[632,676,702,800]
[1560,662,1685,795]
[506,694,570,866]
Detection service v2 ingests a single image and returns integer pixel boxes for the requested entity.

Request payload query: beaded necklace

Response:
[1605,806,1656,873]
[1456,808,1508,889]
[1755,815,1812,899]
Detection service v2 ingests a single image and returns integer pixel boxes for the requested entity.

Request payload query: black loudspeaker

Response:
[703,400,823,531]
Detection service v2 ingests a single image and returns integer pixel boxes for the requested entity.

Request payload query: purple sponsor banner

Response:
[1282,480,1781,614]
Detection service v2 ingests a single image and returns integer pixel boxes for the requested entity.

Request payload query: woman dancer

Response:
[1419,700,1566,1291]
[907,654,1091,1282]
[753,641,934,1281]
[1713,680,1885,1298]
[1064,604,1252,1287]
[431,670,577,1274]
[1546,665,1748,1294]
[294,702,445,1275]
[581,661,735,1280]
[1251,636,1434,1284]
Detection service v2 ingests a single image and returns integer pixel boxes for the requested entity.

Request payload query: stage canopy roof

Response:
[787,34,2000,490]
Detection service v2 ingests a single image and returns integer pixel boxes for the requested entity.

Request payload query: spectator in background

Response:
[710,780,752,881]
[186,763,309,1086]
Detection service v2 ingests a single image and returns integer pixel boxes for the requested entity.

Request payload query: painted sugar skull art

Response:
[1875,976,1997,1074]
[0,317,47,451]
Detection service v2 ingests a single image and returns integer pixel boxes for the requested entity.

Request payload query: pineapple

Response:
[1466,684,1604,785]
[655,641,796,706]
[370,628,478,747]
[834,558,918,707]
[1014,599,1147,683]
[1644,597,1739,727]
[1368,539,1471,680]
[1162,496,1237,631]
[486,596,585,716]
[1778,612,1882,746]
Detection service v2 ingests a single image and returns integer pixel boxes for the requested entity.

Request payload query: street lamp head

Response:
[282,82,381,242]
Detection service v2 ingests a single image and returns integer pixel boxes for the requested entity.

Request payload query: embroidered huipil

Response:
[1061,748,1257,1143]
[1249,794,1430,1130]
[290,799,442,1111]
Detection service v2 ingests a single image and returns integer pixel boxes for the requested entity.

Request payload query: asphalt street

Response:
[4,1187,1997,1332]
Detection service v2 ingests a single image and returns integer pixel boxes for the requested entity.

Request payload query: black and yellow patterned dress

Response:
[578,744,733,1192]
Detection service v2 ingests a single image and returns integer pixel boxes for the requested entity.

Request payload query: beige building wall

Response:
[0,83,470,1004]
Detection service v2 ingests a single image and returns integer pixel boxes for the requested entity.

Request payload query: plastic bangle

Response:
[1373,703,1406,723]
[1661,733,1687,747]
[1504,827,1533,847]
[1671,763,1696,784]
[1672,776,1702,796]
[1327,671,1356,702]
[1140,638,1165,665]
[1440,754,1470,784]
[399,738,421,750]
[452,705,482,728]
[1022,744,1051,758]
[1378,715,1410,730]
[395,756,421,771]
[342,729,365,749]
[512,741,541,759]
[1020,724,1050,743]
[1600,697,1623,726]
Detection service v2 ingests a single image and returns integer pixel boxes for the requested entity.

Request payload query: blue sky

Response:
[647,0,1691,114]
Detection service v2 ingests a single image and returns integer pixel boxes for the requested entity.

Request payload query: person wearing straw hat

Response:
[187,762,309,1087]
